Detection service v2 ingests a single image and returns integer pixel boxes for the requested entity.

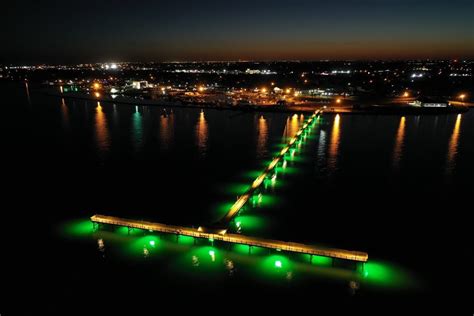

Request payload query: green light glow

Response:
[129,235,161,256]
[242,170,263,180]
[232,244,266,255]
[362,261,417,289]
[260,255,292,276]
[115,226,143,236]
[177,235,195,245]
[233,215,266,231]
[181,246,220,268]
[61,219,95,237]
[221,183,250,195]
[312,255,333,266]
[258,195,279,208]
[212,202,237,218]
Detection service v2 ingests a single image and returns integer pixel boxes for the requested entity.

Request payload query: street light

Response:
[403,91,410,98]
[459,94,466,102]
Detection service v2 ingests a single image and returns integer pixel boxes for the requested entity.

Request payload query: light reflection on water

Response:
[95,102,110,154]
[283,113,300,140]
[446,114,462,175]
[61,222,417,291]
[196,110,208,156]
[132,107,143,152]
[59,97,469,181]
[159,110,174,150]
[51,96,473,297]
[327,114,340,173]
[392,116,406,169]
[60,98,69,130]
[256,115,268,159]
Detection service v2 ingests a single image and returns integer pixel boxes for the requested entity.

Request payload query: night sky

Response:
[2,0,473,63]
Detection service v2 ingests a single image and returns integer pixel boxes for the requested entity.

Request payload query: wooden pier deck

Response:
[215,110,322,227]
[91,214,368,262]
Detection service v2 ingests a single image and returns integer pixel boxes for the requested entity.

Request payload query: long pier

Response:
[213,110,322,228]
[91,214,368,262]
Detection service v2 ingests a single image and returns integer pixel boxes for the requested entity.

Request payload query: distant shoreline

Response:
[38,89,469,116]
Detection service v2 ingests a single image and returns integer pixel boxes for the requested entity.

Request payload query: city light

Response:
[336,98,342,104]
[403,91,410,98]
[285,88,291,94]
[94,92,101,98]
[198,86,205,92]
[459,94,466,101]
[261,87,267,93]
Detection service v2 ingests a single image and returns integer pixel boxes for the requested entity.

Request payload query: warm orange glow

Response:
[393,116,406,168]
[328,114,340,172]
[459,93,466,101]
[447,114,462,174]
[285,88,291,94]
[60,98,69,128]
[95,102,109,152]
[93,82,101,90]
[90,213,367,262]
[261,87,268,93]
[94,92,101,98]
[403,91,410,98]
[196,110,208,156]
[198,86,205,92]
[159,112,174,149]
[336,98,342,104]
[256,115,268,158]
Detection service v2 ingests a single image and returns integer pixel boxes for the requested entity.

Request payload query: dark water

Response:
[2,82,473,313]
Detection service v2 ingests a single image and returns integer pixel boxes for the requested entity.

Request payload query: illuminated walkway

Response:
[91,215,368,262]
[213,110,323,228]
[90,110,369,264]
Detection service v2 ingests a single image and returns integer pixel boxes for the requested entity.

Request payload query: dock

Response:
[214,110,322,228]
[91,214,368,262]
